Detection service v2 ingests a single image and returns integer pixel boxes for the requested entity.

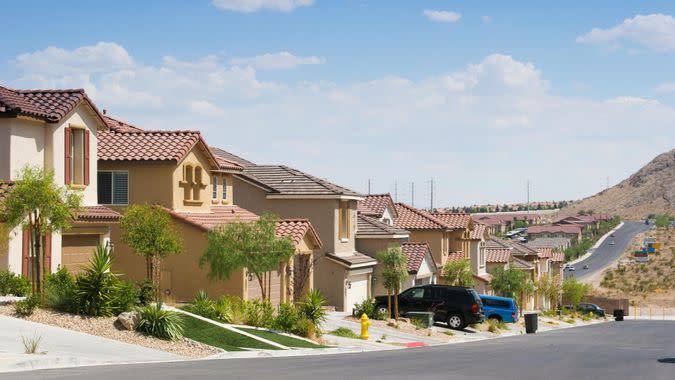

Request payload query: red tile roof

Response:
[242,165,361,197]
[275,218,323,248]
[73,206,121,222]
[358,194,398,219]
[535,247,553,259]
[0,85,105,124]
[527,224,582,234]
[550,251,565,262]
[401,242,435,274]
[103,115,144,132]
[446,251,466,263]
[394,203,449,230]
[167,206,259,231]
[210,147,256,168]
[356,214,409,237]
[486,248,511,263]
[430,212,471,230]
[469,223,487,240]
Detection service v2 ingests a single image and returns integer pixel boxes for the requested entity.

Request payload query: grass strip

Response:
[181,314,279,351]
[237,328,324,348]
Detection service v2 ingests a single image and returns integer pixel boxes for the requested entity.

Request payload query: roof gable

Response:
[358,194,398,219]
[356,214,409,237]
[431,212,472,230]
[393,203,449,230]
[401,242,435,274]
[210,147,257,168]
[242,165,361,197]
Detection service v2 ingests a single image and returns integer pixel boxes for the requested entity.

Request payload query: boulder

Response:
[117,311,140,330]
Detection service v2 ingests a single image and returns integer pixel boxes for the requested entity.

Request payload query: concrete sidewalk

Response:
[324,312,440,345]
[0,315,181,373]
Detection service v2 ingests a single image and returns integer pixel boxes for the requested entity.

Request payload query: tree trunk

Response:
[256,273,267,301]
[394,285,399,321]
[146,256,152,280]
[152,255,162,301]
[387,288,392,320]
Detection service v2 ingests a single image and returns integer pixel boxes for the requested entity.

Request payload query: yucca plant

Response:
[76,245,118,317]
[136,303,184,341]
[297,289,327,327]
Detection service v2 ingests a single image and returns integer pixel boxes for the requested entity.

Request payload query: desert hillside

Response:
[560,148,675,219]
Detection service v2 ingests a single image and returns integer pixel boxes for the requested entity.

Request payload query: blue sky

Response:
[2,0,675,207]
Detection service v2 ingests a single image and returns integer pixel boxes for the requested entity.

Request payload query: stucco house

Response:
[97,118,322,304]
[526,224,583,244]
[215,154,375,312]
[0,86,120,277]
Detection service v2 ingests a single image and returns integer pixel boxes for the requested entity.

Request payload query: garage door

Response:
[248,270,281,306]
[62,234,99,274]
[345,274,368,313]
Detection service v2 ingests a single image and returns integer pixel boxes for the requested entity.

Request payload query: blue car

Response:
[480,295,519,323]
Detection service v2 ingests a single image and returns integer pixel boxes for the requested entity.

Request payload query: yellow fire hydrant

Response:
[360,313,370,340]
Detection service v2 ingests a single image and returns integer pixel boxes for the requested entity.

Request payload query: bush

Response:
[274,303,300,332]
[353,298,385,320]
[0,271,31,296]
[136,279,155,306]
[243,299,275,328]
[297,289,327,328]
[112,280,139,314]
[43,267,77,313]
[15,294,41,316]
[292,317,316,339]
[75,245,118,316]
[136,303,184,341]
[330,327,359,339]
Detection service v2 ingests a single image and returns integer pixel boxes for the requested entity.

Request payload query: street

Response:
[564,221,650,281]
[6,321,674,380]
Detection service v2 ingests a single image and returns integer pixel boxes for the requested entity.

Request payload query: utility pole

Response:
[394,181,398,202]
[368,179,371,195]
[430,178,434,210]
[526,179,530,216]
[411,182,415,207]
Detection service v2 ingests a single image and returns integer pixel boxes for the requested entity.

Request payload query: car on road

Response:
[610,233,615,237]
[567,265,576,271]
[609,240,615,245]
[583,264,589,270]
[479,295,518,323]
[375,285,484,330]
[577,303,605,317]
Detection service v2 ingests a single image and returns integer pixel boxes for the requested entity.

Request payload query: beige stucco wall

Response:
[172,149,215,213]
[98,161,175,208]
[408,230,446,267]
[356,237,402,296]
[313,258,348,310]
[110,221,246,302]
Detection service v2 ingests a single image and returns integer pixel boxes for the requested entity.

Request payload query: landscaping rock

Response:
[117,311,140,330]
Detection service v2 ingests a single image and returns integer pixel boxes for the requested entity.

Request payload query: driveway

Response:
[0,315,181,372]
[7,321,674,379]
[564,221,650,281]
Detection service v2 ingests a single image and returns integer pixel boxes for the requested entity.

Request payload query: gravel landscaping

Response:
[0,302,219,358]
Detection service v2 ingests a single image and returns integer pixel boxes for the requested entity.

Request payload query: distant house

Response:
[525,237,572,251]
[401,242,437,288]
[526,224,583,244]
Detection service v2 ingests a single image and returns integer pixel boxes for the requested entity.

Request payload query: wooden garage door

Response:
[62,234,99,274]
[248,270,281,307]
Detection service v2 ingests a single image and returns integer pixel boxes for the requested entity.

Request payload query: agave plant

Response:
[136,303,184,341]
[297,288,327,327]
[76,245,118,316]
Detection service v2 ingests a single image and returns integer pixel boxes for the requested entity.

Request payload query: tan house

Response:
[0,86,120,277]
[97,119,322,304]
[217,156,375,312]
[526,224,582,244]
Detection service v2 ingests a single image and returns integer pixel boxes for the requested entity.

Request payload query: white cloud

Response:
[229,51,326,70]
[423,10,462,23]
[8,44,675,205]
[654,82,675,93]
[14,42,133,75]
[482,15,492,23]
[576,14,675,52]
[212,0,313,12]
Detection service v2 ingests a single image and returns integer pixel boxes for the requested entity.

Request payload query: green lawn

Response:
[181,315,280,351]
[236,328,325,348]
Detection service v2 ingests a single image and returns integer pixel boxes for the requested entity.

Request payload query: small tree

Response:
[120,204,183,299]
[443,259,474,287]
[536,274,562,310]
[562,277,591,307]
[377,245,408,320]
[491,266,533,311]
[1,166,82,294]
[200,213,294,301]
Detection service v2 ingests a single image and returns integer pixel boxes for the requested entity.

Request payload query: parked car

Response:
[577,303,605,317]
[374,285,484,330]
[479,295,519,323]
[568,265,576,271]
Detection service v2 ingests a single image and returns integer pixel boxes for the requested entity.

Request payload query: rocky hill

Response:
[561,148,675,219]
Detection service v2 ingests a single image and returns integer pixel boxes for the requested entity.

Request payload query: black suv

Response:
[374,285,484,329]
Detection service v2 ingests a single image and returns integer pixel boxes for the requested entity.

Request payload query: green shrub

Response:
[292,317,316,339]
[297,289,327,328]
[43,267,77,313]
[274,303,300,332]
[112,280,139,314]
[352,298,385,320]
[0,271,31,296]
[15,294,41,316]
[243,299,275,328]
[136,303,184,341]
[330,327,359,339]
[136,279,155,306]
[75,245,118,316]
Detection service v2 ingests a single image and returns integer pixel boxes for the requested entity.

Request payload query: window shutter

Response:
[83,130,90,185]
[44,231,52,274]
[22,229,30,277]
[112,172,129,204]
[64,127,72,184]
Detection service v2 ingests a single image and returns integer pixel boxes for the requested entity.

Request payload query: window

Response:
[180,164,205,204]
[97,171,128,205]
[72,129,84,184]
[212,175,218,199]
[222,175,227,200]
[65,127,89,186]
[338,201,350,240]
[408,287,427,299]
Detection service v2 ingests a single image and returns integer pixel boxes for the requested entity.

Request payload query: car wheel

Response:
[447,314,464,330]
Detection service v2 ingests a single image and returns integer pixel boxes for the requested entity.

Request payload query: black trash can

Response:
[525,313,538,334]
[613,309,624,321]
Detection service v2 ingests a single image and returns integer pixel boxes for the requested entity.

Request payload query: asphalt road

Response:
[564,221,650,281]
[6,321,674,380]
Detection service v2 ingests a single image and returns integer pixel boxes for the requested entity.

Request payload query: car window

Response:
[409,287,427,300]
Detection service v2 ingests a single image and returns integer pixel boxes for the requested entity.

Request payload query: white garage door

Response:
[345,274,369,313]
